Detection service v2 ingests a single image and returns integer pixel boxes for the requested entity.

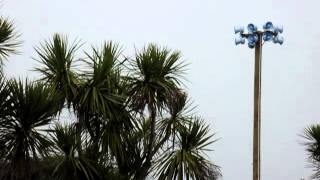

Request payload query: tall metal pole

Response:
[235,22,283,180]
[253,33,262,180]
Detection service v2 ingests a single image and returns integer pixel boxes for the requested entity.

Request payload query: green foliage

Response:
[125,44,190,179]
[0,17,20,64]
[74,42,124,127]
[303,125,320,179]
[49,123,99,180]
[127,44,186,112]
[34,33,80,108]
[156,118,220,180]
[0,19,220,180]
[0,79,59,179]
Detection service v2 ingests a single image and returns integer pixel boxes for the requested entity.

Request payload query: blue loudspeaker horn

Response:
[248,41,255,49]
[277,36,284,45]
[273,36,284,45]
[248,34,258,44]
[263,31,273,41]
[263,21,274,31]
[274,25,283,33]
[247,23,257,33]
[235,36,245,45]
[234,26,244,34]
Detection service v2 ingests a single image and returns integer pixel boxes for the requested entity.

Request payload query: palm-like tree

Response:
[0,18,221,179]
[74,42,125,135]
[156,90,190,150]
[127,44,186,179]
[73,42,132,164]
[156,118,221,180]
[0,79,59,180]
[0,75,11,158]
[49,123,99,180]
[0,17,20,65]
[34,34,80,108]
[303,125,320,179]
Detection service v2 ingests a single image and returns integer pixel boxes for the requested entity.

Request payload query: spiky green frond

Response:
[127,44,187,112]
[303,125,320,162]
[0,17,20,63]
[155,90,193,154]
[74,41,125,134]
[50,123,99,180]
[156,118,221,180]
[303,125,320,179]
[34,33,80,108]
[0,79,59,179]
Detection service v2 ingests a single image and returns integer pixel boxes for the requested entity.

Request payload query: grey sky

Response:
[2,0,320,179]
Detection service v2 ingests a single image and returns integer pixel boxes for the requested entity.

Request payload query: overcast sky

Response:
[2,0,320,179]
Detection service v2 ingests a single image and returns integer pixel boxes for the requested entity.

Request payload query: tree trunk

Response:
[134,103,156,180]
[134,164,151,180]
